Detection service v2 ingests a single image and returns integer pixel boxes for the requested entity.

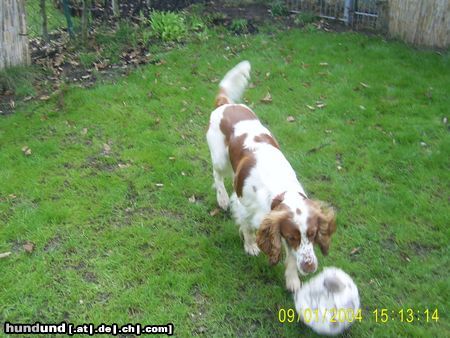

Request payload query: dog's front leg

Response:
[285,250,301,292]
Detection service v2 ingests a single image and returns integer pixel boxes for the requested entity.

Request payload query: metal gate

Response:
[286,0,385,30]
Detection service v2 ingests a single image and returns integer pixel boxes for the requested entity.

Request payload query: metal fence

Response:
[286,0,387,30]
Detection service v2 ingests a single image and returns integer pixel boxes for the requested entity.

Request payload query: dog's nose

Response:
[300,260,317,273]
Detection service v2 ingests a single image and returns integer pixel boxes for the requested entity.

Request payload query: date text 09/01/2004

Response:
[278,308,440,324]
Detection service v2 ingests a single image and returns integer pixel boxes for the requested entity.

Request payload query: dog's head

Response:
[256,191,337,275]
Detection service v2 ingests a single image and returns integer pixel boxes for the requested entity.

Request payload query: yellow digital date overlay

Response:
[278,308,440,324]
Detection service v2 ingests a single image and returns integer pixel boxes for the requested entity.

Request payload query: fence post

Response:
[344,0,353,25]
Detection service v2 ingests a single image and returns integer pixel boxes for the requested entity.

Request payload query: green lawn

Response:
[1,28,449,337]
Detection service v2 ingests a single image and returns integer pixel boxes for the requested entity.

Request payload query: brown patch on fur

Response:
[228,133,248,171]
[215,88,231,107]
[306,200,337,255]
[228,133,256,197]
[254,133,280,149]
[271,192,286,210]
[279,212,301,250]
[234,155,257,197]
[219,105,257,144]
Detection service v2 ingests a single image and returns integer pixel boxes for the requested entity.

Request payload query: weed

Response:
[150,11,187,43]
[0,66,40,97]
[79,52,98,68]
[294,11,317,26]
[270,1,290,17]
[230,19,249,34]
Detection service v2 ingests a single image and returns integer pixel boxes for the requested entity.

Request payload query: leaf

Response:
[188,195,196,203]
[209,208,220,216]
[316,101,326,109]
[319,62,329,66]
[155,183,164,188]
[286,116,295,122]
[81,128,88,135]
[360,82,370,88]
[102,143,111,155]
[0,252,12,259]
[23,242,35,253]
[306,104,316,111]
[21,146,32,156]
[261,92,272,104]
[350,247,360,255]
[40,95,50,101]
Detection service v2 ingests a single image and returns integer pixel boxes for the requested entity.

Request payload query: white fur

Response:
[219,61,251,103]
[207,61,319,292]
[294,267,360,336]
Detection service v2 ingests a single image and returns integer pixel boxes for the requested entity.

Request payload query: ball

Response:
[293,267,360,336]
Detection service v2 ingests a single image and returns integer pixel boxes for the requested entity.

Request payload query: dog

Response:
[206,61,337,292]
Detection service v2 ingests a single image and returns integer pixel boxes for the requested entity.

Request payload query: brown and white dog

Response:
[206,61,337,292]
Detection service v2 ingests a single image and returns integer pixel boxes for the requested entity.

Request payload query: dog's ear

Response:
[312,201,337,256]
[256,210,287,265]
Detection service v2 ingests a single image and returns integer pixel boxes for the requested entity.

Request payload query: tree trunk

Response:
[81,0,90,44]
[0,0,30,70]
[112,0,119,17]
[40,0,49,42]
[62,0,74,38]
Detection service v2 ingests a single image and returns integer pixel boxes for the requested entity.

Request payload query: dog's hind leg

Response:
[206,121,231,210]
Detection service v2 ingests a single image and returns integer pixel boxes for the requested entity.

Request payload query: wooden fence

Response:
[388,0,449,48]
[0,0,30,70]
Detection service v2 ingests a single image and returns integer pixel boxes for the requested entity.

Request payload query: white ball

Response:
[293,267,360,336]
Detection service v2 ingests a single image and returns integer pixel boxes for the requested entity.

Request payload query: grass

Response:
[1,28,449,337]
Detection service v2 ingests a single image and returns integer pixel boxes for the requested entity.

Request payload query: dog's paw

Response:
[244,242,260,256]
[217,190,229,210]
[286,276,301,293]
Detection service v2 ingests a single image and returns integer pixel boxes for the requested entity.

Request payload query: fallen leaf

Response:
[306,104,316,111]
[81,74,91,80]
[8,194,16,199]
[168,156,176,161]
[102,143,111,155]
[319,62,329,66]
[0,252,12,259]
[359,105,366,110]
[350,247,360,255]
[81,128,88,135]
[188,195,196,203]
[442,117,447,124]
[23,242,35,253]
[209,208,220,216]
[265,72,271,78]
[21,146,32,156]
[261,92,272,104]
[337,165,343,171]
[360,82,370,88]
[40,95,50,101]
[118,163,130,169]
[181,171,186,176]
[325,129,332,134]
[286,116,295,122]
[155,183,164,188]
[316,101,326,109]
[420,142,427,147]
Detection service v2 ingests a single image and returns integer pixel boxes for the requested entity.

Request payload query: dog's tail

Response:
[215,61,251,107]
